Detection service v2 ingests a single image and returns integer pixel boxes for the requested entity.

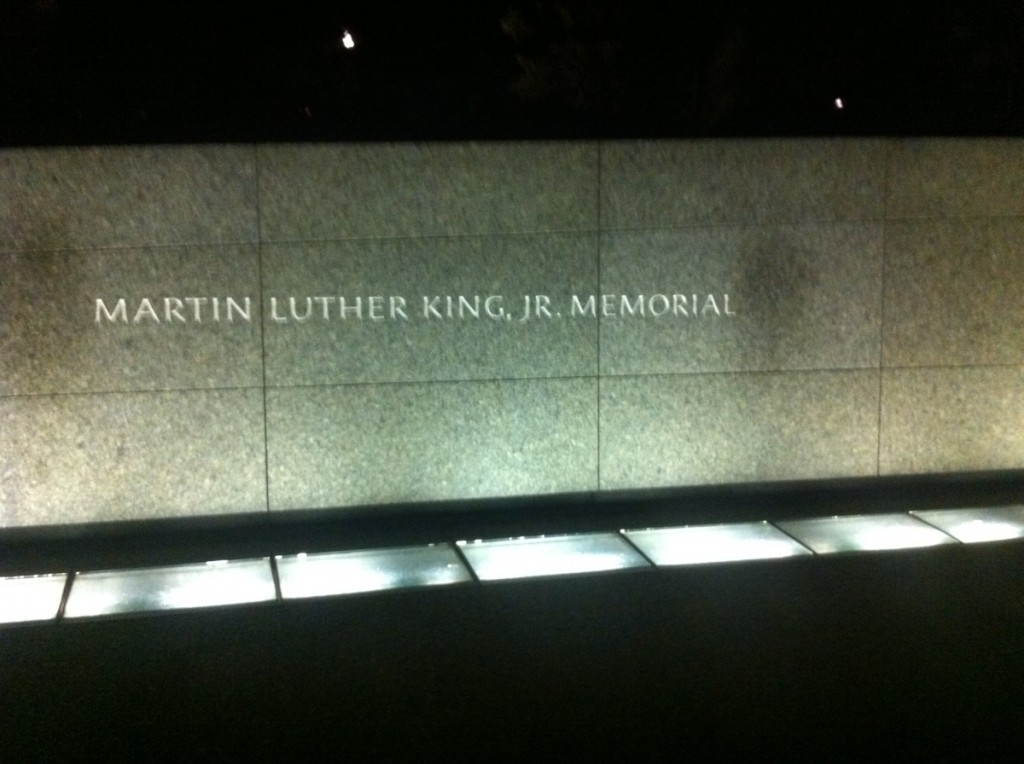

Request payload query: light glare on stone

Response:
[776,514,957,554]
[459,533,648,581]
[911,507,1024,543]
[624,522,811,565]
[276,544,471,599]
[64,558,275,617]
[0,573,67,624]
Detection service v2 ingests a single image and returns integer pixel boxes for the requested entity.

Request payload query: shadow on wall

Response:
[738,226,817,370]
[735,227,822,475]
[2,214,88,525]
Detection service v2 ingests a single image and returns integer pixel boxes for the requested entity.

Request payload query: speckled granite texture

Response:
[266,379,597,510]
[600,139,888,227]
[880,368,1024,475]
[1,139,1022,527]
[600,371,879,489]
[1,245,262,395]
[886,139,1024,219]
[0,146,257,250]
[0,390,267,526]
[257,142,598,240]
[882,220,1024,366]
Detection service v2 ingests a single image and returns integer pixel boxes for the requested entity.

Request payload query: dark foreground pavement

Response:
[3,537,1023,759]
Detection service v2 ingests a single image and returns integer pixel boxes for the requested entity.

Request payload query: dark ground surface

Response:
[3,542,1023,758]
[3,474,1023,758]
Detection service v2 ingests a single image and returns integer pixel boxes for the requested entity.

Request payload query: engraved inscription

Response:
[94,293,737,325]
[96,297,252,324]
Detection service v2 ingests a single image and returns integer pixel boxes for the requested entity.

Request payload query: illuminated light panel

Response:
[624,522,811,566]
[0,573,67,625]
[276,544,471,599]
[776,514,957,554]
[458,533,648,582]
[911,506,1024,544]
[64,558,275,618]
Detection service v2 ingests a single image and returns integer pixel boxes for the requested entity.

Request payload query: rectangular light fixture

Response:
[911,506,1024,543]
[276,544,471,599]
[458,533,649,582]
[624,521,812,566]
[0,573,67,625]
[776,514,957,554]
[64,558,275,618]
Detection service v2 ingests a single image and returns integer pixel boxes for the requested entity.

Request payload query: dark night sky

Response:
[1,1,1022,145]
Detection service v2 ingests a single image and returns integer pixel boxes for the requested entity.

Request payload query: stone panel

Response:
[601,139,887,228]
[883,220,1024,366]
[886,139,1024,219]
[258,142,598,241]
[880,367,1024,475]
[600,371,879,490]
[0,146,257,250]
[0,389,267,527]
[266,378,597,510]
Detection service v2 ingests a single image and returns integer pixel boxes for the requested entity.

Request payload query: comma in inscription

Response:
[94,293,736,325]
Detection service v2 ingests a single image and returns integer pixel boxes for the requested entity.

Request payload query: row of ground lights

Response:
[1,507,1022,625]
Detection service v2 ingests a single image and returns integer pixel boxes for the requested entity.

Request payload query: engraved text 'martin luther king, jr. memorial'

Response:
[3,139,1024,527]
[94,293,738,324]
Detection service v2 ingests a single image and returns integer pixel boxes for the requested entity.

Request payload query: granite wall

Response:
[2,140,1022,527]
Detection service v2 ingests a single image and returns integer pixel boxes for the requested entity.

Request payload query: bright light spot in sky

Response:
[834,97,844,109]
[341,30,355,49]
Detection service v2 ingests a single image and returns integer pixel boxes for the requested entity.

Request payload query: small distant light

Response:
[834,97,844,109]
[341,30,355,49]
